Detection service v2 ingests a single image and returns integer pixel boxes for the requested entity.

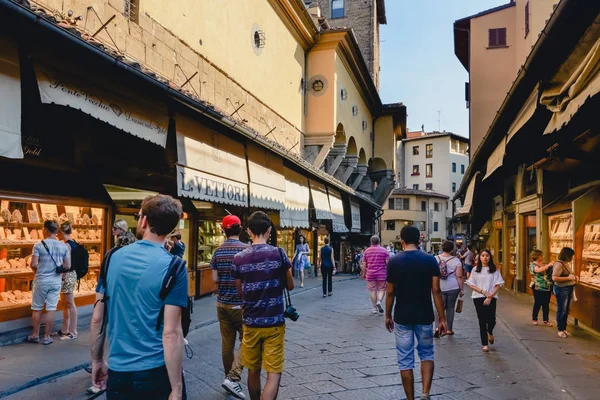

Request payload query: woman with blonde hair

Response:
[529,249,553,326]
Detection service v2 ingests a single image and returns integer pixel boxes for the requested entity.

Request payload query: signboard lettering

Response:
[177,165,247,207]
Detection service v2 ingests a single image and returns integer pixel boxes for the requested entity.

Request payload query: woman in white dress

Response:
[465,249,505,352]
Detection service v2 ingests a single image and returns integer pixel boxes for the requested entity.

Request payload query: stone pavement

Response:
[3,277,600,400]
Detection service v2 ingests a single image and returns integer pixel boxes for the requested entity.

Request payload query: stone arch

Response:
[334,123,346,144]
[347,137,358,156]
[368,157,387,172]
[358,148,367,165]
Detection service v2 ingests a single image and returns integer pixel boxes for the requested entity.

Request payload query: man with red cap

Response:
[211,215,249,399]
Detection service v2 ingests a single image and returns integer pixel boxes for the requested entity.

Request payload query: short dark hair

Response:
[400,226,420,246]
[324,237,330,245]
[141,195,182,236]
[224,225,242,238]
[44,220,58,234]
[442,240,454,253]
[59,221,72,235]
[558,247,575,262]
[467,244,473,250]
[248,211,271,236]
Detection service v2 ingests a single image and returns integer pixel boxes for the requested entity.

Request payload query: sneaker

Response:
[222,378,246,399]
[376,303,384,313]
[87,385,102,395]
[323,294,327,298]
[372,308,378,314]
[60,332,78,341]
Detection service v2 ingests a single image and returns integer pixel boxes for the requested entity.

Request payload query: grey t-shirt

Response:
[32,239,69,285]
[464,250,474,266]
[552,261,576,287]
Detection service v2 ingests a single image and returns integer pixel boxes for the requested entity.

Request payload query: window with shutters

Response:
[395,198,410,210]
[488,28,507,48]
[426,144,433,158]
[426,164,433,178]
[525,2,530,38]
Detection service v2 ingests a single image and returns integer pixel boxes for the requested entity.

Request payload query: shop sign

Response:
[36,66,169,147]
[350,201,361,233]
[177,165,247,207]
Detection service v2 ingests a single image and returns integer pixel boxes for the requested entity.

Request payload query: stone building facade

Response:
[317,0,386,89]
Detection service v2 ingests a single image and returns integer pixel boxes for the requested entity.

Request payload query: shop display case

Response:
[278,229,295,260]
[197,220,224,296]
[0,198,106,321]
[581,219,600,287]
[549,212,573,260]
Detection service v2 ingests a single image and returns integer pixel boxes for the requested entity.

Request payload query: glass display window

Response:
[581,219,600,288]
[548,212,573,259]
[197,220,225,265]
[278,229,295,260]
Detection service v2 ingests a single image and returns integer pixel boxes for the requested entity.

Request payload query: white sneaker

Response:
[372,308,378,314]
[222,378,246,399]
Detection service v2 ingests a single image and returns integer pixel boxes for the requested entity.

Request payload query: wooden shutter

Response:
[489,29,497,47]
[498,28,507,46]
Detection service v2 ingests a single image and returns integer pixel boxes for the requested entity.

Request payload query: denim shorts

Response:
[394,323,434,370]
[464,264,474,273]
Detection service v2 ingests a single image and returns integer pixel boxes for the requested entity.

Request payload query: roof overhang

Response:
[267,0,319,50]
[453,18,470,71]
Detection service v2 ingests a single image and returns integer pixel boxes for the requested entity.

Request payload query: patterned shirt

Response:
[529,262,553,291]
[363,245,389,281]
[33,239,70,285]
[211,239,249,305]
[231,244,292,327]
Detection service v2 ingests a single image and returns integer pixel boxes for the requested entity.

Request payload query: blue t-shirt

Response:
[320,245,333,268]
[103,240,188,372]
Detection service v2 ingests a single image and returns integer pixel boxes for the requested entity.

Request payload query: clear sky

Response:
[380,0,507,137]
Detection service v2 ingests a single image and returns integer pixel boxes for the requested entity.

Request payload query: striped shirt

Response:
[231,244,292,327]
[211,239,249,305]
[33,239,69,285]
[363,245,389,281]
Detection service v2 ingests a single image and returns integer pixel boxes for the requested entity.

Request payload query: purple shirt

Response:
[231,244,292,327]
[363,245,389,281]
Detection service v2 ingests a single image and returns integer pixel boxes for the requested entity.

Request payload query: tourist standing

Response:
[386,226,448,400]
[465,249,505,352]
[111,219,128,241]
[89,195,188,399]
[57,222,78,340]
[231,211,294,400]
[169,232,186,258]
[361,235,389,314]
[293,235,310,288]
[460,245,475,279]
[211,215,249,399]
[434,240,464,336]
[27,220,71,345]
[552,247,578,338]
[320,237,335,297]
[529,249,553,327]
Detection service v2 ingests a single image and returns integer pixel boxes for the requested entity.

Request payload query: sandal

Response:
[543,321,553,327]
[558,331,567,338]
[488,334,495,344]
[482,346,489,352]
[433,329,440,339]
[446,330,454,335]
[532,320,538,325]
[26,335,40,344]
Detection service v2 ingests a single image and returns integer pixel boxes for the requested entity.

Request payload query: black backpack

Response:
[69,240,89,280]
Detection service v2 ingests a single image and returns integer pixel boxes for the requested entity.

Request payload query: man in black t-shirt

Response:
[385,226,447,400]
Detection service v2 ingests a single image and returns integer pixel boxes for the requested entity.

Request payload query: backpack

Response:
[100,250,193,338]
[436,256,456,280]
[69,240,89,280]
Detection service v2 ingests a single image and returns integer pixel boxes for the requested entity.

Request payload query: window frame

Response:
[421,201,426,211]
[452,182,456,193]
[426,183,433,190]
[426,144,433,158]
[331,0,345,19]
[412,165,420,176]
[434,222,439,232]
[413,146,419,155]
[386,220,396,231]
[452,162,457,173]
[461,164,465,174]
[488,28,507,48]
[413,184,419,190]
[426,163,433,178]
[434,202,440,212]
[395,198,410,211]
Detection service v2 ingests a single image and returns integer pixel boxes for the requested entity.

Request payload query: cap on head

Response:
[222,215,242,229]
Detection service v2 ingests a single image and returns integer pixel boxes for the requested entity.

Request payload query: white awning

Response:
[309,179,333,220]
[35,65,169,147]
[456,172,480,215]
[542,34,600,134]
[176,115,248,207]
[482,138,506,181]
[280,168,310,229]
[247,143,285,210]
[0,37,22,159]
[328,188,348,233]
[350,201,361,233]
[507,84,539,143]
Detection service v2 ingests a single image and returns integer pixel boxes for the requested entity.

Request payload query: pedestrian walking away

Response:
[231,211,294,400]
[211,215,249,399]
[552,247,579,338]
[385,225,448,400]
[89,194,188,400]
[434,240,464,337]
[465,249,505,352]
[27,220,71,346]
[529,249,553,327]
[320,237,335,297]
[56,222,79,341]
[362,235,389,314]
[293,235,310,288]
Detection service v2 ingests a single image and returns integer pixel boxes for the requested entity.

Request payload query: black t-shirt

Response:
[386,250,440,325]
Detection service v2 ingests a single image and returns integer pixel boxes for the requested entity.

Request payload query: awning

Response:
[35,64,169,147]
[328,188,348,233]
[176,115,248,207]
[507,83,540,143]
[350,201,361,233]
[482,138,506,181]
[247,143,285,210]
[456,172,480,215]
[280,168,310,229]
[0,36,22,159]
[542,34,600,134]
[309,179,333,220]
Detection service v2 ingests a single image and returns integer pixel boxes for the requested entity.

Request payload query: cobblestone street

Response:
[6,277,600,399]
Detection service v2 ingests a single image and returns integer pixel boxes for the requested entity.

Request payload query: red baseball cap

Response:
[222,215,242,229]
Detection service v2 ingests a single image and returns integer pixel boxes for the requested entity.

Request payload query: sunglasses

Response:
[134,213,141,221]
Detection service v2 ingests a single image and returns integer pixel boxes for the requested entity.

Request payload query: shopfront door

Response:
[525,214,537,295]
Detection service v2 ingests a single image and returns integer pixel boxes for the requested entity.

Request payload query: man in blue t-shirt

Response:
[90,195,188,400]
[385,226,447,400]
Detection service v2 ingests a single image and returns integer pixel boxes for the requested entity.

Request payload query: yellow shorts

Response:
[241,325,285,373]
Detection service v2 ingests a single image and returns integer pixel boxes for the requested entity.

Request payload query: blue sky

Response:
[380,0,507,137]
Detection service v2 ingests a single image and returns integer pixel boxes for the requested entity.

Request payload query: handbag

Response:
[455,295,463,313]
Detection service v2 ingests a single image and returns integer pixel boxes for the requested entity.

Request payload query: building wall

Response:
[373,116,395,171]
[306,49,336,136]
[319,0,380,87]
[515,0,557,75]
[469,6,516,155]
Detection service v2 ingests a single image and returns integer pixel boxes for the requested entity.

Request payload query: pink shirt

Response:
[363,245,389,281]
